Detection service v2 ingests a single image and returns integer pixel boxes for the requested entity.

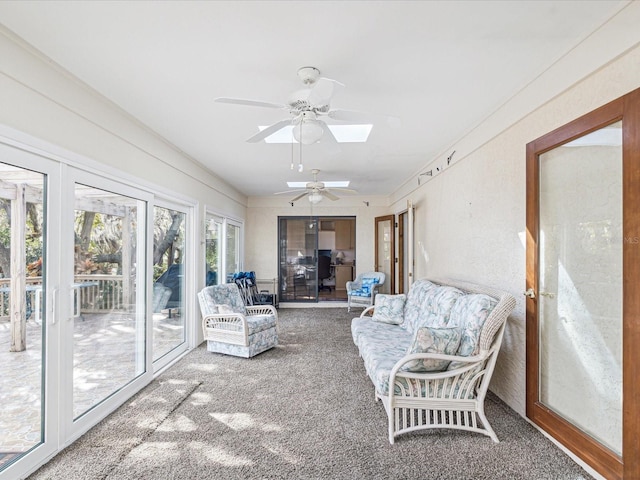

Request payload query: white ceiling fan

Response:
[274,169,357,204]
[215,66,397,145]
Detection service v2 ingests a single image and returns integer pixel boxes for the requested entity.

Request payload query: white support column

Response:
[10,184,26,352]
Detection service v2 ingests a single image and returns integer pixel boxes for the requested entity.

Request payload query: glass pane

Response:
[225,223,240,281]
[73,184,146,419]
[279,218,318,302]
[0,164,46,466]
[152,207,185,361]
[538,121,622,454]
[377,219,392,294]
[205,215,222,286]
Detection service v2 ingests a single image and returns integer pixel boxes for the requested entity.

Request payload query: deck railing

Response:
[0,275,126,320]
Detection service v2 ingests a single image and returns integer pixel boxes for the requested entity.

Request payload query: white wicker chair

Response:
[346,271,385,312]
[197,284,278,358]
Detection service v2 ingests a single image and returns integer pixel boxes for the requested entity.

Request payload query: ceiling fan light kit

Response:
[214,66,390,146]
[308,192,323,204]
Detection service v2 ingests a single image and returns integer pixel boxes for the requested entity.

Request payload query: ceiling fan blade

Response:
[321,190,340,201]
[328,109,401,128]
[246,119,292,143]
[215,97,286,109]
[274,188,307,195]
[319,121,341,154]
[327,187,358,194]
[308,77,344,106]
[290,192,309,202]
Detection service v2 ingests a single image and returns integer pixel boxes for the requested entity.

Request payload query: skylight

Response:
[258,124,372,143]
[287,180,350,188]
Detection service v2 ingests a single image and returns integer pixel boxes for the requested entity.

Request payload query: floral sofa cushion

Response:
[245,314,278,335]
[372,294,406,325]
[402,279,438,332]
[351,316,407,350]
[200,283,247,315]
[400,326,462,372]
[413,286,465,330]
[447,293,497,369]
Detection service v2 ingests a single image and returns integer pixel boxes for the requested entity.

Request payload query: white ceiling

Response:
[0,1,627,198]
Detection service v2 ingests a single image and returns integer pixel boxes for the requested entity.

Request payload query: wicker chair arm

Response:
[359,306,375,317]
[201,313,249,346]
[346,280,361,292]
[389,352,488,381]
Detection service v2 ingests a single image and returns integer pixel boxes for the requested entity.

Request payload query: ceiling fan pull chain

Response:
[298,127,304,172]
[290,130,295,170]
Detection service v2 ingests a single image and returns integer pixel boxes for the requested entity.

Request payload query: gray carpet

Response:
[29,308,593,480]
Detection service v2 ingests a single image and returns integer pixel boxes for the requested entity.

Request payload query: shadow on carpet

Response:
[29,308,593,480]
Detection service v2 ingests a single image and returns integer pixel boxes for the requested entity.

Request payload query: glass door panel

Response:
[225,221,241,281]
[278,218,318,302]
[538,121,623,454]
[152,206,185,362]
[72,184,146,419]
[0,162,48,470]
[205,214,222,286]
[375,215,394,294]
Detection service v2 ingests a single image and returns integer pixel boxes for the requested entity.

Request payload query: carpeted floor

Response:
[29,308,593,480]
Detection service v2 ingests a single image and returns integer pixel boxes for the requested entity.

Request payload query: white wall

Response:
[0,27,246,217]
[388,43,640,416]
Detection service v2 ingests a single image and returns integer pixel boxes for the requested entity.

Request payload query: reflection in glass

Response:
[0,163,45,466]
[205,215,222,286]
[72,184,146,419]
[278,218,318,302]
[538,121,622,454]
[377,219,392,295]
[225,223,241,281]
[152,207,185,361]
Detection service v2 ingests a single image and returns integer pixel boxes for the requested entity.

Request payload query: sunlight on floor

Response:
[189,441,253,467]
[210,412,282,432]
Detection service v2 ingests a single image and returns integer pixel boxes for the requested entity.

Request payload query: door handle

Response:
[524,288,536,299]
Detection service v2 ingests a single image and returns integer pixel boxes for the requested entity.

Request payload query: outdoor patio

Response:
[0,309,184,453]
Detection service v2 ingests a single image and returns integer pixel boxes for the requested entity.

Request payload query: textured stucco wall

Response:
[389,44,640,416]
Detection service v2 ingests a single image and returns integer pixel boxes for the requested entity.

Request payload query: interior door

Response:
[375,215,395,294]
[526,88,640,480]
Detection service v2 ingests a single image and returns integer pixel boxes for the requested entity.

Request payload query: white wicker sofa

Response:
[351,278,515,444]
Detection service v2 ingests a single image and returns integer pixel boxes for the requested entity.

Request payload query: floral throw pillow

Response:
[400,327,462,372]
[372,294,406,325]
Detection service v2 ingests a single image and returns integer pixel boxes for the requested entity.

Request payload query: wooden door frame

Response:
[525,87,640,480]
[374,215,395,294]
[398,211,406,294]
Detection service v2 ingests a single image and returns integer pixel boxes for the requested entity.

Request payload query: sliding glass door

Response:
[70,181,147,420]
[0,155,58,475]
[0,149,156,479]
[279,217,319,302]
[152,205,186,362]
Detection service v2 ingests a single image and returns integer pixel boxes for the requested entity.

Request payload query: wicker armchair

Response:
[197,284,278,358]
[346,271,385,312]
